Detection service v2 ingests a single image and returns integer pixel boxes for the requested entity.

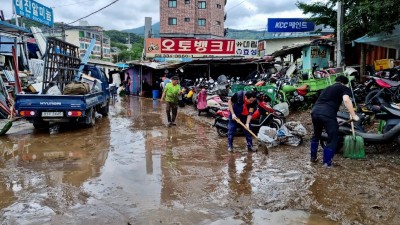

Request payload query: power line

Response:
[226,0,247,12]
[50,0,98,8]
[68,0,120,25]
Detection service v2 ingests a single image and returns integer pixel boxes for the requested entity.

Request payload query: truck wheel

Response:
[33,120,49,130]
[86,107,96,127]
[100,100,109,116]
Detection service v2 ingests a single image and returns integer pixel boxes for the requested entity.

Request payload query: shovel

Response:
[233,117,268,154]
[343,120,366,159]
[0,106,13,136]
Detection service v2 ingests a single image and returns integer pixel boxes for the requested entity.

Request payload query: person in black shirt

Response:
[227,91,257,152]
[310,75,359,167]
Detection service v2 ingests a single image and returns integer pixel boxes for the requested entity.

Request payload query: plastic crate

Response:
[374,59,394,71]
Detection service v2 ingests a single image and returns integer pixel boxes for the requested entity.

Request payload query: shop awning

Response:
[354,25,400,49]
[116,62,129,68]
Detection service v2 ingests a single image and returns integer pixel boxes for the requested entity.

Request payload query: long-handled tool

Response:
[343,120,365,159]
[233,117,268,154]
[0,104,15,136]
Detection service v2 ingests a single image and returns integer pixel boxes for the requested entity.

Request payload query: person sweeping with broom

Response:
[227,90,257,153]
[310,75,359,167]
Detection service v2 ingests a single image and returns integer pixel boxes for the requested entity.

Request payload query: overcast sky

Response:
[3,0,310,31]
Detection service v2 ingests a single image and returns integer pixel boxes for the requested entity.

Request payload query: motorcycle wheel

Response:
[269,120,281,130]
[396,136,400,147]
[364,89,381,106]
[217,128,228,137]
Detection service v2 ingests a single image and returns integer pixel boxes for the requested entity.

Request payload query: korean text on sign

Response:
[160,39,236,55]
[13,0,54,27]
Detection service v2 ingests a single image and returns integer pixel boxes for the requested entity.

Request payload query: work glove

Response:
[232,113,237,120]
[351,114,360,122]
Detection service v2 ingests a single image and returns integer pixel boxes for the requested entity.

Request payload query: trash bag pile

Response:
[257,121,307,148]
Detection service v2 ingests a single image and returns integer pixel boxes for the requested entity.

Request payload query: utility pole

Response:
[143,17,152,61]
[61,22,66,41]
[336,1,344,67]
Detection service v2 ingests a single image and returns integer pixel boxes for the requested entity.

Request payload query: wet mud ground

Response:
[0,96,399,225]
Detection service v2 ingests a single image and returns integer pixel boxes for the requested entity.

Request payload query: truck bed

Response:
[16,92,105,111]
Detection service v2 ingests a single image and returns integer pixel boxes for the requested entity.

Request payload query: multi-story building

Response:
[43,22,111,61]
[160,0,226,38]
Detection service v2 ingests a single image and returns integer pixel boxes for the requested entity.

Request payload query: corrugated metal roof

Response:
[0,21,30,35]
[88,59,118,67]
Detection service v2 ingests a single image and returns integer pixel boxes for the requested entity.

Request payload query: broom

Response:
[233,117,268,154]
[343,120,365,159]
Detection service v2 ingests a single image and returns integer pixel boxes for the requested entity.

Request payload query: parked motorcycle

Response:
[320,103,400,151]
[274,78,318,110]
[364,76,400,107]
[213,94,285,137]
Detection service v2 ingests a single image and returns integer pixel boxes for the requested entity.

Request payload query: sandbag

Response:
[63,81,90,95]
[258,126,279,148]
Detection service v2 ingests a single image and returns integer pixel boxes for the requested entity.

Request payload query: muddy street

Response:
[1,97,400,225]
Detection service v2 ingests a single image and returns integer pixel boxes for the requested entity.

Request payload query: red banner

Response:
[146,38,236,58]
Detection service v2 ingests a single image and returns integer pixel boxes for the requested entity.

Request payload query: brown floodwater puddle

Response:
[0,97,342,224]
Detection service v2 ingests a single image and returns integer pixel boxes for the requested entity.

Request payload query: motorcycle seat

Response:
[381,105,400,117]
[381,78,400,87]
[297,84,308,91]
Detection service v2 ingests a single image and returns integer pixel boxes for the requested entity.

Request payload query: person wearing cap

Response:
[310,75,359,167]
[161,76,181,126]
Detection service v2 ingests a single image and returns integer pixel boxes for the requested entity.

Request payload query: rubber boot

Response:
[310,140,319,162]
[323,147,334,168]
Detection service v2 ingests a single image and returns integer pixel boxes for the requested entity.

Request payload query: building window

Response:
[217,4,221,9]
[168,0,177,7]
[184,18,190,22]
[168,17,177,25]
[216,21,221,25]
[185,0,190,4]
[198,1,206,9]
[198,18,206,26]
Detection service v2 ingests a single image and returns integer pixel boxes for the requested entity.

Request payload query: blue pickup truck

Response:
[15,65,110,129]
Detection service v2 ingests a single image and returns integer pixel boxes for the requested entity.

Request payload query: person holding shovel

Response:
[310,75,359,167]
[161,76,181,126]
[227,90,257,152]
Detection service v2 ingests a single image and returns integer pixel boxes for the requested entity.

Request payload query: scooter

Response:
[320,103,400,151]
[197,92,228,117]
[364,76,400,107]
[274,78,318,110]
[213,94,285,137]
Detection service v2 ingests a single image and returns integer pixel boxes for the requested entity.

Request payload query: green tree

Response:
[115,42,144,62]
[296,0,400,78]
[104,30,142,44]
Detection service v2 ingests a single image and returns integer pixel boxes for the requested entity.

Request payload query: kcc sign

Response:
[268,18,315,32]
